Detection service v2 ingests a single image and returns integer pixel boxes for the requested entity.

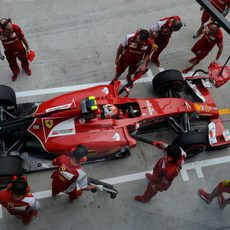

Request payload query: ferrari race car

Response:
[0,61,229,179]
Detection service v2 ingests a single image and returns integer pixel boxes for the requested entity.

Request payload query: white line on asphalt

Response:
[180,170,190,181]
[181,155,230,181]
[15,74,151,98]
[32,155,230,198]
[195,167,204,178]
[15,69,194,98]
[0,153,229,219]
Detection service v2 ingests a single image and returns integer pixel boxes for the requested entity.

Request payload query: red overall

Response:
[150,16,181,63]
[140,155,184,202]
[0,24,29,75]
[0,190,38,224]
[51,155,83,201]
[191,24,223,62]
[116,33,153,75]
[201,0,230,23]
[217,180,230,193]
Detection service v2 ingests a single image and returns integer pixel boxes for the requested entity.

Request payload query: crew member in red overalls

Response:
[182,22,223,73]
[110,29,155,85]
[0,18,32,81]
[51,145,97,201]
[198,180,230,208]
[149,16,183,67]
[135,142,186,203]
[0,176,40,224]
[193,0,230,38]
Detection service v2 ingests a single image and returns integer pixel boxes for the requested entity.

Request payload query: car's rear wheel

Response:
[0,156,24,189]
[0,85,16,106]
[172,130,207,158]
[0,156,24,176]
[152,70,184,96]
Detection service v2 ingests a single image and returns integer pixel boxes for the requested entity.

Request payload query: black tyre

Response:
[0,156,24,176]
[0,85,16,106]
[172,131,207,158]
[152,70,184,95]
[110,193,117,199]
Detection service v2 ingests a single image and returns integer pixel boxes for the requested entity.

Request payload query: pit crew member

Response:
[149,16,183,67]
[135,142,186,203]
[193,0,230,38]
[0,176,40,224]
[182,22,223,73]
[110,29,155,85]
[198,180,230,208]
[51,145,98,201]
[0,18,32,81]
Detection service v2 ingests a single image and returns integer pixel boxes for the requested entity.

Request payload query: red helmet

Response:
[102,104,119,118]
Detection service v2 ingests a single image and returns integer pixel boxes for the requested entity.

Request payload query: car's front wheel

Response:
[152,69,184,96]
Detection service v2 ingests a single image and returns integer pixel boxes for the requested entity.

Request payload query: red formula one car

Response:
[0,63,229,180]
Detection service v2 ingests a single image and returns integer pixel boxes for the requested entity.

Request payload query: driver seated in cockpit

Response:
[101,104,125,119]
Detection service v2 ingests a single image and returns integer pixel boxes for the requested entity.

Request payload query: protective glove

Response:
[96,185,104,191]
[152,141,167,149]
[26,50,35,62]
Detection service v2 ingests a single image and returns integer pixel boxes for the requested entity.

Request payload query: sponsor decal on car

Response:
[112,133,120,141]
[146,100,154,115]
[44,118,76,141]
[87,150,97,157]
[101,87,109,95]
[208,122,217,144]
[45,99,76,113]
[32,125,40,130]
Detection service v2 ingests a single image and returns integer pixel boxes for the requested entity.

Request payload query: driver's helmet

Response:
[102,104,119,118]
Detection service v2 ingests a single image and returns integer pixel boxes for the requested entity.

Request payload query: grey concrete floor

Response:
[0,0,230,229]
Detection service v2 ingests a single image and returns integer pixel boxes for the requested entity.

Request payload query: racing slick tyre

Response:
[152,70,184,96]
[172,130,208,158]
[0,156,24,176]
[0,85,16,106]
[0,156,24,189]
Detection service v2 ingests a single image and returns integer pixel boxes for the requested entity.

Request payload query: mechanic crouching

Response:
[0,176,40,224]
[51,145,98,202]
[135,142,186,203]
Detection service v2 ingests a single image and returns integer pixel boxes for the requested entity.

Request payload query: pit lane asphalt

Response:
[0,0,230,229]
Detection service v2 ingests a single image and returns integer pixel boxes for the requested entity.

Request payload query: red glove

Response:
[152,141,167,149]
[26,50,35,62]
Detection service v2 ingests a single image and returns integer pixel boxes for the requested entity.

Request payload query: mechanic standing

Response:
[149,16,183,67]
[193,0,230,38]
[110,29,155,85]
[135,142,186,203]
[0,18,32,81]
[198,180,230,208]
[182,22,223,73]
[51,145,98,202]
[0,176,40,224]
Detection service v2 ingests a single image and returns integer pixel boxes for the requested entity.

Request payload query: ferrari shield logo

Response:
[45,119,53,128]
